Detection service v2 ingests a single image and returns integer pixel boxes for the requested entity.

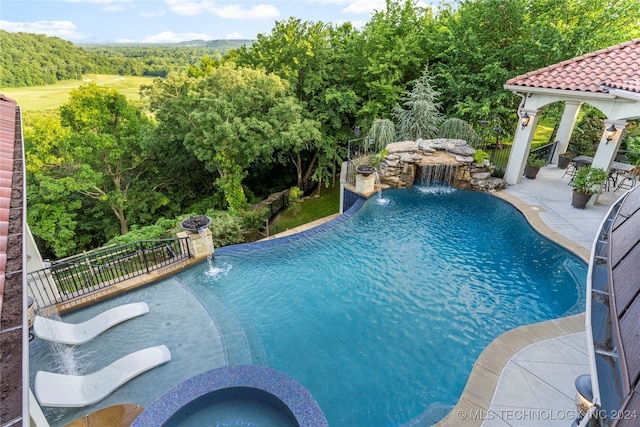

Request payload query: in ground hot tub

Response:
[132,365,328,427]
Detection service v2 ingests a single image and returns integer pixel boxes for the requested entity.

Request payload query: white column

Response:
[590,120,627,203]
[552,101,582,163]
[504,109,542,185]
[591,120,628,171]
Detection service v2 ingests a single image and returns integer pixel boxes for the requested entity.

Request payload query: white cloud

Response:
[308,0,384,14]
[139,10,167,18]
[308,0,431,14]
[65,0,132,4]
[226,31,243,39]
[166,0,279,19]
[0,20,88,40]
[64,0,134,13]
[140,30,214,43]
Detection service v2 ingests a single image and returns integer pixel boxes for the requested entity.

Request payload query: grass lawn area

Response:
[532,120,556,148]
[272,184,341,231]
[1,74,157,112]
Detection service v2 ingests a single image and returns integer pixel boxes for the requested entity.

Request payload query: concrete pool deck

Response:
[435,165,624,427]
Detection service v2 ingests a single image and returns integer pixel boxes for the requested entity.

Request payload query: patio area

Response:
[503,164,622,252]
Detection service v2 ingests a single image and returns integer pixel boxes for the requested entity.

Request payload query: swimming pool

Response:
[30,185,586,426]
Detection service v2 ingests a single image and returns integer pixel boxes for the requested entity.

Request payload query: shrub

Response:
[473,149,490,165]
[288,186,303,215]
[207,211,244,247]
[527,155,546,168]
[106,217,177,246]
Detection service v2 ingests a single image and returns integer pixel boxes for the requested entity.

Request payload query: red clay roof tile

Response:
[506,39,640,95]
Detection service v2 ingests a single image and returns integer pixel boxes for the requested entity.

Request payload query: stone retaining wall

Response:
[377,138,506,192]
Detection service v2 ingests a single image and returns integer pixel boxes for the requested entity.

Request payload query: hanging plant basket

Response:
[356,165,375,177]
[180,215,212,232]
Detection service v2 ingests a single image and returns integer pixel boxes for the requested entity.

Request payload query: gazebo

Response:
[503,39,640,191]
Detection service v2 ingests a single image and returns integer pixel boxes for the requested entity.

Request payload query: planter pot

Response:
[524,165,540,179]
[356,164,375,177]
[571,191,592,209]
[558,155,572,169]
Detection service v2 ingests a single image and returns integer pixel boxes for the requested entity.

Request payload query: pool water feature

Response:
[30,185,586,426]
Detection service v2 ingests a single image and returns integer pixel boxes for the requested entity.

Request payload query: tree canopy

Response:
[21,0,640,257]
[145,63,321,210]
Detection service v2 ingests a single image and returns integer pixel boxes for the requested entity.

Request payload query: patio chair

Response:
[614,170,639,192]
[35,345,171,407]
[605,170,618,191]
[34,302,149,345]
[565,159,590,183]
[615,153,630,163]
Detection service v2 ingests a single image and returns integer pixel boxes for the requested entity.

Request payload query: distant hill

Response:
[78,39,253,50]
[179,39,254,49]
[0,30,135,88]
[0,31,253,88]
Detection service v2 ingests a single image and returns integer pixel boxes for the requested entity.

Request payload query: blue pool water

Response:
[30,185,586,426]
[182,186,586,426]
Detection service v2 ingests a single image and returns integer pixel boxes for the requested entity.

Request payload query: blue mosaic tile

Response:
[132,365,328,427]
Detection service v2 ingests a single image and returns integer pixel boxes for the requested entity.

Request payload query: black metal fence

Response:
[530,141,559,164]
[259,178,316,237]
[28,238,191,310]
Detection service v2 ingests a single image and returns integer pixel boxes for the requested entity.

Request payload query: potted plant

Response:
[524,156,546,179]
[570,166,607,209]
[557,152,574,169]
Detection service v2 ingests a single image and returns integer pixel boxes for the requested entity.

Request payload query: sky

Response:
[0,0,429,44]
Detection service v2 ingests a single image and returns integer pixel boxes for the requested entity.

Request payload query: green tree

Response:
[147,64,321,210]
[52,83,157,235]
[432,0,640,133]
[24,110,114,257]
[235,18,358,187]
[392,67,443,140]
[351,0,437,122]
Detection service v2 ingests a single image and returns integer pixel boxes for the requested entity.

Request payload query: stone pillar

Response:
[505,109,542,185]
[177,228,215,258]
[552,101,582,163]
[355,173,376,196]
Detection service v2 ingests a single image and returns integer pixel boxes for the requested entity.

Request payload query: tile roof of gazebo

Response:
[506,38,640,95]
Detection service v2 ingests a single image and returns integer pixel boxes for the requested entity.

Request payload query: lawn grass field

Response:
[532,120,556,147]
[272,184,341,231]
[1,74,157,112]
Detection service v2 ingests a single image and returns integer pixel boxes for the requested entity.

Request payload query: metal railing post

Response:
[139,241,151,274]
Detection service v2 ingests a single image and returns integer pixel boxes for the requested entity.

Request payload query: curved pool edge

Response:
[429,189,590,427]
[131,365,329,427]
[432,312,585,427]
[493,191,590,262]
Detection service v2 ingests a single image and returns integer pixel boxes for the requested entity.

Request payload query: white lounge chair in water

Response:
[35,345,171,408]
[34,302,149,345]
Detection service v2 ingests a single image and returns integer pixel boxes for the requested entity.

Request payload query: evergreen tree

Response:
[392,67,443,141]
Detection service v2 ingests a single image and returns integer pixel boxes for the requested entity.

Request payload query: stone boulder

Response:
[377,139,506,192]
